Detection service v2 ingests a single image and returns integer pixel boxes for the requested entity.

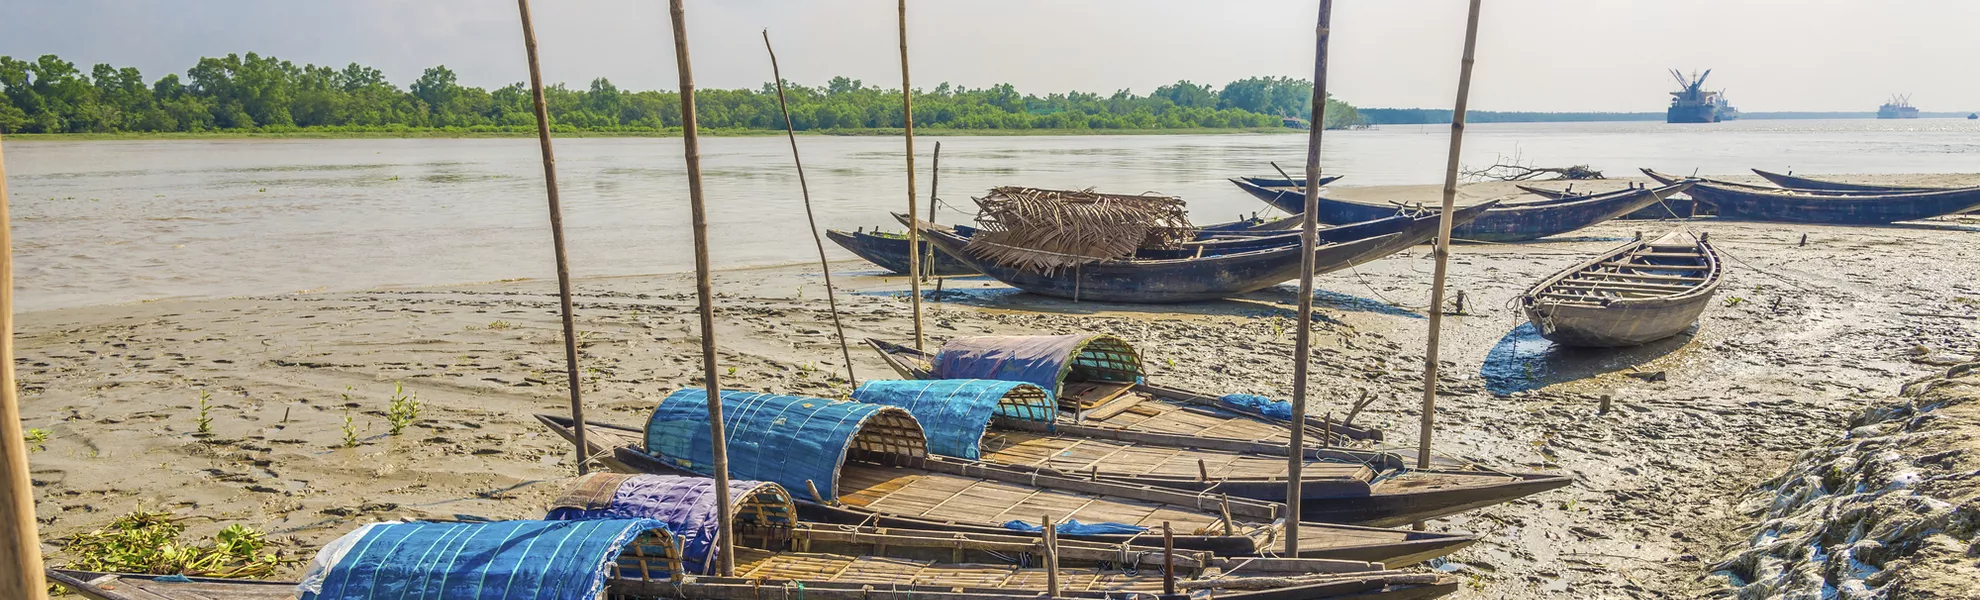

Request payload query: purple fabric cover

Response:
[546,474,775,575]
[932,334,1095,395]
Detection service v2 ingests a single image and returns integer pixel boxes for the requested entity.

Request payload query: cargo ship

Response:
[1667,69,1736,123]
[1877,95,1920,119]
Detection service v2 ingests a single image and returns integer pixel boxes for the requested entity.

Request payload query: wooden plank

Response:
[1600,261,1708,270]
[1080,395,1143,422]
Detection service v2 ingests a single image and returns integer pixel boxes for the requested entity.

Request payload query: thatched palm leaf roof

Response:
[965,187,1195,273]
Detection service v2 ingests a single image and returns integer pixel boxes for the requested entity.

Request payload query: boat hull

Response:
[1645,169,1980,224]
[1515,184,1696,220]
[1100,470,1572,527]
[1749,169,1939,194]
[1521,230,1722,347]
[1232,178,1690,242]
[826,229,978,276]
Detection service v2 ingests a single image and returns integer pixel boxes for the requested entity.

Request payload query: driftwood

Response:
[966,187,1194,273]
[1463,151,1604,181]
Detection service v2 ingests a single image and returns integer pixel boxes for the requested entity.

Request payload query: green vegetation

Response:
[194,389,213,436]
[1,53,1363,135]
[60,509,289,578]
[24,427,49,452]
[385,382,421,436]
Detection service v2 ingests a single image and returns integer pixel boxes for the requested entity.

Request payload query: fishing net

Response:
[850,379,1054,459]
[965,186,1196,273]
[644,389,927,504]
[546,473,797,575]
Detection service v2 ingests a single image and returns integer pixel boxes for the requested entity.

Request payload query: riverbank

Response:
[2,126,1299,141]
[18,191,1979,597]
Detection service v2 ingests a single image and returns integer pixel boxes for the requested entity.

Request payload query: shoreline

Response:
[19,213,1980,598]
[1,126,1302,142]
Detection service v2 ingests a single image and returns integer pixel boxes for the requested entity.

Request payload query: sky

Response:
[4,0,1977,113]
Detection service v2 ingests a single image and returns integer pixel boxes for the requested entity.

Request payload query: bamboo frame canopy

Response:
[643,390,929,503]
[931,334,1144,399]
[967,187,1196,273]
[548,473,797,575]
[850,379,1055,459]
[299,518,678,600]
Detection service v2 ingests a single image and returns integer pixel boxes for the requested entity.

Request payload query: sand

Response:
[17,177,1980,598]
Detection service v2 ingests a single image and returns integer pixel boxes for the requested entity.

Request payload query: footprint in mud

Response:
[1481,323,1695,395]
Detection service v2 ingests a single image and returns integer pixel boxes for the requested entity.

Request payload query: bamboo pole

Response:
[1042,514,1061,598]
[513,0,590,476]
[923,141,941,282]
[0,134,51,600]
[898,0,924,351]
[1420,0,1485,470]
[1162,522,1176,597]
[762,31,857,387]
[1284,0,1333,557]
[667,0,735,576]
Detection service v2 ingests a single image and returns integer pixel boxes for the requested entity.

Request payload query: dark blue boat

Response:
[1750,169,1941,194]
[901,201,1495,303]
[1516,183,1697,220]
[1645,169,1980,224]
[1234,178,1695,242]
[1229,174,1347,210]
[824,228,979,276]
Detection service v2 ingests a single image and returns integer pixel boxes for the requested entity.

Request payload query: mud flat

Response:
[16,179,1980,598]
[1713,362,1980,599]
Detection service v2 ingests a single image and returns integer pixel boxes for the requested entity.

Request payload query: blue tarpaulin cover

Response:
[546,473,792,575]
[932,334,1141,395]
[645,389,926,503]
[1002,518,1148,535]
[851,379,1054,459]
[304,519,667,600]
[1218,393,1294,422]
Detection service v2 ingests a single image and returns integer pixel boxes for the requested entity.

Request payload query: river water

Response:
[7,118,1978,311]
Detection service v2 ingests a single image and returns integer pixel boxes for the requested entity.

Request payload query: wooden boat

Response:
[826,228,980,276]
[536,389,1477,566]
[849,377,1572,527]
[1514,184,1696,220]
[900,196,1496,304]
[1749,169,1941,194]
[1235,179,1697,242]
[1228,175,1347,210]
[51,476,1458,600]
[1643,169,1980,224]
[1521,230,1722,347]
[828,212,1315,277]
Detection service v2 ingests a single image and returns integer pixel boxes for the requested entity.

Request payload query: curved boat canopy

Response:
[547,473,797,574]
[851,379,1055,459]
[645,389,928,504]
[302,518,675,600]
[931,334,1144,398]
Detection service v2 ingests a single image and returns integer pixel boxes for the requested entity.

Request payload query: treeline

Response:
[0,53,1364,135]
[1358,108,1662,125]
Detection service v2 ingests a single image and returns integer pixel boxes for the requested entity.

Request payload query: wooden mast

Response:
[0,134,50,600]
[898,0,925,350]
[762,31,857,387]
[513,0,590,476]
[1284,0,1334,556]
[1419,0,1485,470]
[667,0,736,575]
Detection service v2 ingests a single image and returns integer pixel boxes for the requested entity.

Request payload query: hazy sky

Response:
[5,0,1976,113]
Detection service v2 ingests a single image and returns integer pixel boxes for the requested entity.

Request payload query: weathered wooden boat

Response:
[1514,184,1696,220]
[825,228,980,276]
[1749,169,1941,194]
[1643,169,1980,224]
[829,212,1315,277]
[1521,230,1723,347]
[536,388,1477,566]
[1229,175,1347,209]
[901,196,1495,304]
[52,476,1458,600]
[1236,179,1696,242]
[910,218,1397,303]
[849,378,1572,527]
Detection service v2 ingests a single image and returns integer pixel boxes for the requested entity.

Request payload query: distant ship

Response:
[1878,95,1920,119]
[1667,69,1736,123]
[1969,113,1978,120]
